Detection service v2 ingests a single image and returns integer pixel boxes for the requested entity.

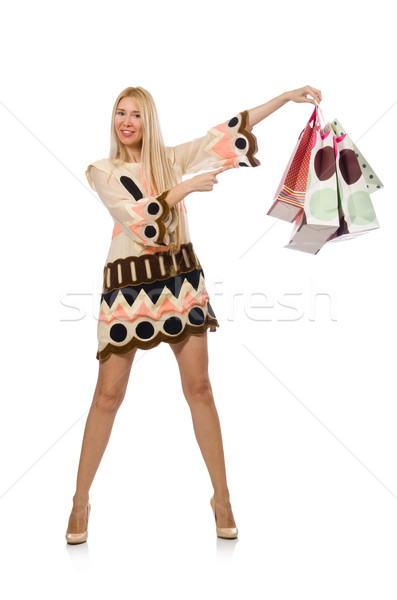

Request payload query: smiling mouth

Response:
[121,130,135,136]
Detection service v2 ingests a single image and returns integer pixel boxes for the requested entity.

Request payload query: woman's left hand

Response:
[286,85,322,105]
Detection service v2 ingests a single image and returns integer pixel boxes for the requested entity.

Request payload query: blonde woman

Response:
[65,84,322,543]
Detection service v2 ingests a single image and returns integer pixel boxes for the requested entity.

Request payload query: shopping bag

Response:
[325,122,381,244]
[329,118,384,194]
[283,118,340,254]
[267,106,319,223]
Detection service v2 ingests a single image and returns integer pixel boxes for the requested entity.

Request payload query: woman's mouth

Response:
[121,130,135,137]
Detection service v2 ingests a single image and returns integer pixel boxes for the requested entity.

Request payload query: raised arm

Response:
[246,85,323,129]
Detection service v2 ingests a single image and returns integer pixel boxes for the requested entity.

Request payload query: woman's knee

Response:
[93,386,126,412]
[93,372,129,411]
[184,378,214,405]
[93,349,136,411]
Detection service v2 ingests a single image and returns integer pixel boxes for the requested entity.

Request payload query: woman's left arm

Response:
[246,85,323,129]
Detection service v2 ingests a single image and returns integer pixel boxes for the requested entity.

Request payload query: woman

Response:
[66,84,322,543]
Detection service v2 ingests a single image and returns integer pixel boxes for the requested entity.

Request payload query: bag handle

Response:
[300,105,324,137]
[308,105,324,131]
[314,99,329,130]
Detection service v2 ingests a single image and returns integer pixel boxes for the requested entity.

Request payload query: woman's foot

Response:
[66,499,90,534]
[213,495,236,529]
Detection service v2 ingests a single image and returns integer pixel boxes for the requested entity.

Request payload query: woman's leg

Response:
[66,348,138,534]
[169,332,236,529]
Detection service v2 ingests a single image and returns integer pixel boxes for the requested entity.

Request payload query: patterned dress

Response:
[85,110,260,361]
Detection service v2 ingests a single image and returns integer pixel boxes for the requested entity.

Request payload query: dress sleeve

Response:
[169,109,260,175]
[86,165,178,247]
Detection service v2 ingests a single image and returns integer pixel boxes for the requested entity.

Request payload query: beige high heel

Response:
[210,495,238,539]
[65,502,91,545]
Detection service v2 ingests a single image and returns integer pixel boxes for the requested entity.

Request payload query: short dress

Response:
[85,110,260,361]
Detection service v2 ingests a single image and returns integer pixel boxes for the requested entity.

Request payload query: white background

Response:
[0,0,396,598]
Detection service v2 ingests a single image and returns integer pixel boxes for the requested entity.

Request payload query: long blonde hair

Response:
[108,86,181,250]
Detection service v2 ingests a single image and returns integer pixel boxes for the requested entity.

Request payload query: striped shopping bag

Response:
[284,116,340,254]
[267,106,319,223]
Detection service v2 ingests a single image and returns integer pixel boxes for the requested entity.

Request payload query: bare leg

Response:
[169,332,236,529]
[66,348,138,534]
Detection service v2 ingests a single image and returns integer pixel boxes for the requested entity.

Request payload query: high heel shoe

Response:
[210,495,238,539]
[65,502,91,544]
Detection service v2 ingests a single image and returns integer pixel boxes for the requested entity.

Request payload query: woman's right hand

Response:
[188,165,234,192]
[164,165,234,209]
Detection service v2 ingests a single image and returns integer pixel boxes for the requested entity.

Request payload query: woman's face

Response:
[114,97,143,149]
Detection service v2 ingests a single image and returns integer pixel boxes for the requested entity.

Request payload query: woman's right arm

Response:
[165,166,233,208]
[86,164,232,247]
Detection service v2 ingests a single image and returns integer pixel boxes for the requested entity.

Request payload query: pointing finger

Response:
[214,165,234,174]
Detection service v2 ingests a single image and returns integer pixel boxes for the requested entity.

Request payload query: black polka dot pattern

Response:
[116,177,174,246]
[97,296,220,359]
[164,316,183,335]
[188,307,205,326]
[235,137,247,150]
[136,321,155,339]
[110,323,128,342]
[147,202,160,215]
[144,225,157,238]
[223,110,260,168]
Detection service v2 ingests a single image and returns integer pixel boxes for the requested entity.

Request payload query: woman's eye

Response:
[117,112,140,117]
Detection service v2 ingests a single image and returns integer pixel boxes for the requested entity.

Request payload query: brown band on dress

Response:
[102,242,202,294]
[154,190,172,244]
